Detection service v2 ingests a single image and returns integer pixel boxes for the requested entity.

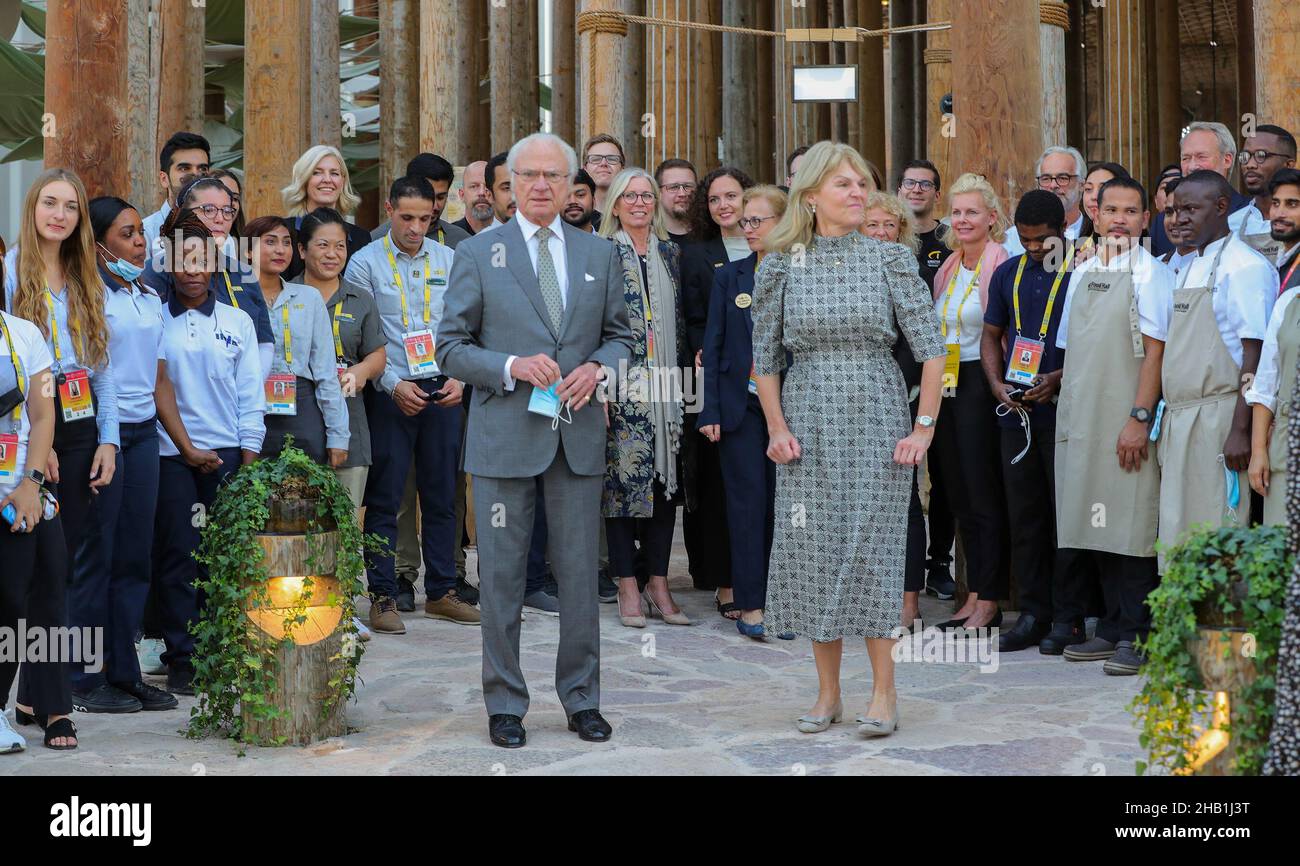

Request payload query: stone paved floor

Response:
[3,537,1144,776]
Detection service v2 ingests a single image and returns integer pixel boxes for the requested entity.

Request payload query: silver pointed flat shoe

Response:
[796,699,843,733]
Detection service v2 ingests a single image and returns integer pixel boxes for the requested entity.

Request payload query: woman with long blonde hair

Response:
[753,142,946,736]
[280,145,372,280]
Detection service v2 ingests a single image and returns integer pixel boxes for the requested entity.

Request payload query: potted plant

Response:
[1132,524,1289,775]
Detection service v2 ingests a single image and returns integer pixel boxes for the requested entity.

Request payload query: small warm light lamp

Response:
[246,575,343,645]
[1179,691,1231,775]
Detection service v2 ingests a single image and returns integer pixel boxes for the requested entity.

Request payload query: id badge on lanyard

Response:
[0,432,17,481]
[57,369,95,422]
[940,260,982,391]
[1005,336,1045,386]
[403,330,438,377]
[265,373,297,416]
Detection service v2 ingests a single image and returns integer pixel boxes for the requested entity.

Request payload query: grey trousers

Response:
[473,447,602,718]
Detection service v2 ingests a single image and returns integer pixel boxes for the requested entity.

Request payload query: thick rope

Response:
[581,9,951,40]
[1040,0,1071,31]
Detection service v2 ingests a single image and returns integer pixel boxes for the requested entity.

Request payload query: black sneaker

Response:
[112,680,179,711]
[455,577,480,607]
[598,568,618,604]
[925,560,956,600]
[70,683,142,714]
[166,665,195,697]
[1103,641,1145,676]
[395,577,417,612]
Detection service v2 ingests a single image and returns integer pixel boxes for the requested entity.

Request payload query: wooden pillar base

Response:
[242,631,348,746]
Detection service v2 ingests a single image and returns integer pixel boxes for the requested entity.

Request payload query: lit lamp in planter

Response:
[1183,595,1256,776]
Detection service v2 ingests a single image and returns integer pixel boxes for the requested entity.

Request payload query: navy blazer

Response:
[699,253,759,433]
[680,237,727,356]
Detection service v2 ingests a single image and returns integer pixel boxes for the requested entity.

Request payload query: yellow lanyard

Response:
[332,301,346,363]
[437,227,445,245]
[46,287,64,367]
[940,258,983,340]
[221,269,240,309]
[384,236,430,330]
[0,313,25,428]
[1011,245,1073,342]
[280,302,293,366]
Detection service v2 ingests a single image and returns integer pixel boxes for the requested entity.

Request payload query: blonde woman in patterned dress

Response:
[751,142,947,737]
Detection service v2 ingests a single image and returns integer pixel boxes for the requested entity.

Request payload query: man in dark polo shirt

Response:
[980,190,1082,653]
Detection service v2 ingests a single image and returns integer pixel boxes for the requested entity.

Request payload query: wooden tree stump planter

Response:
[241,493,348,746]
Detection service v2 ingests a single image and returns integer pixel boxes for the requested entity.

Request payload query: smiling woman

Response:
[280,146,373,281]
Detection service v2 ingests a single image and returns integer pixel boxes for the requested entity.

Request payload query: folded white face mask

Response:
[528,382,573,431]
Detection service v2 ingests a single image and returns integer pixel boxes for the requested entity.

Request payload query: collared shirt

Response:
[1003,213,1085,257]
[1230,202,1269,236]
[157,290,265,455]
[319,281,384,468]
[0,311,53,501]
[1179,235,1277,366]
[503,213,570,389]
[1057,244,1174,349]
[342,231,455,394]
[479,216,507,235]
[141,202,171,254]
[984,254,1072,429]
[1165,248,1199,283]
[3,253,119,448]
[267,280,350,450]
[1245,286,1300,412]
[101,267,165,425]
[369,218,471,250]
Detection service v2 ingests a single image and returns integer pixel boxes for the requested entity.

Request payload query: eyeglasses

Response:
[1239,149,1291,165]
[195,204,237,221]
[662,183,696,194]
[620,191,657,205]
[513,169,569,184]
[900,178,936,191]
[1037,173,1079,187]
[586,154,625,167]
[738,216,777,230]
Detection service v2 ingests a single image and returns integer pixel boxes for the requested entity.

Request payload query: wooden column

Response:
[622,0,647,162]
[1100,0,1147,175]
[245,0,339,220]
[1149,0,1180,172]
[721,0,758,172]
[924,0,953,190]
[551,0,579,145]
[1254,0,1300,134]
[1040,1,1069,150]
[889,0,917,187]
[380,0,420,199]
[420,0,480,164]
[951,0,1043,210]
[694,0,722,167]
[152,0,205,167]
[754,0,776,181]
[857,0,887,175]
[578,0,627,150]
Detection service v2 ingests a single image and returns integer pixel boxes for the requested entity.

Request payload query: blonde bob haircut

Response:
[598,168,668,243]
[765,141,877,254]
[944,172,1009,250]
[863,191,919,253]
[281,145,361,217]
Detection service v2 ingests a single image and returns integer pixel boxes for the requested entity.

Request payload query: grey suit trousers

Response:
[473,442,602,718]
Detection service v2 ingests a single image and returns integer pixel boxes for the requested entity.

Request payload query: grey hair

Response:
[1036,146,1086,180]
[506,133,579,179]
[1183,121,1238,158]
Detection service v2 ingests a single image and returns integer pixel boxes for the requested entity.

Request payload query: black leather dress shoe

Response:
[112,680,179,711]
[71,683,142,714]
[998,613,1051,652]
[489,714,526,748]
[567,709,613,742]
[1039,622,1087,655]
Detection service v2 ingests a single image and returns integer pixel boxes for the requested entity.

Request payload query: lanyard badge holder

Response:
[385,236,442,378]
[0,315,24,483]
[264,303,298,415]
[47,288,95,423]
[1005,248,1071,387]
[940,259,983,390]
[528,381,574,431]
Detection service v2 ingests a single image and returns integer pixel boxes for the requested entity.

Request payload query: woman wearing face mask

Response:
[4,170,119,738]
[245,210,349,467]
[280,146,372,282]
[151,210,265,697]
[698,185,789,640]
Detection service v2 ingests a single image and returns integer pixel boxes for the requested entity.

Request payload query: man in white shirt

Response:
[141,132,211,252]
[1004,146,1087,257]
[1235,125,1297,256]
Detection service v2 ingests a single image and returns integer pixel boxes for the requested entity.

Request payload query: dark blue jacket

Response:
[699,253,759,432]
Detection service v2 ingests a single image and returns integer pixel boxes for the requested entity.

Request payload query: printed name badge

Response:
[403,329,439,377]
[1005,335,1045,386]
[265,374,297,416]
[943,343,961,390]
[0,433,17,480]
[58,369,95,422]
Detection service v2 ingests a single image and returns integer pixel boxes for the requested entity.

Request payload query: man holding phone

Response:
[980,190,1078,653]
[344,175,479,633]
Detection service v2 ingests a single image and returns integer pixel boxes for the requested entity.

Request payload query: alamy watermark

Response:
[0,620,103,673]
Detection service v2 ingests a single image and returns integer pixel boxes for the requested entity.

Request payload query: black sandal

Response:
[43,717,78,751]
[714,594,741,621]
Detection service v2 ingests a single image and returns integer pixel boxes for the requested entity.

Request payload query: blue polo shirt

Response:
[983,253,1071,430]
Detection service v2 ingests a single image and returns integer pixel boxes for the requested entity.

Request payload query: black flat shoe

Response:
[998,613,1050,652]
[936,616,969,631]
[567,709,613,742]
[14,708,43,727]
[489,714,526,749]
[1039,622,1087,655]
[71,683,143,714]
[112,680,179,711]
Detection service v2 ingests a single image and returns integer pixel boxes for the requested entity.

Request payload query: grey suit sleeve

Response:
[436,247,513,396]
[585,243,634,372]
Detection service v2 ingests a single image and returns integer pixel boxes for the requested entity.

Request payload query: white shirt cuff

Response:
[504,355,518,391]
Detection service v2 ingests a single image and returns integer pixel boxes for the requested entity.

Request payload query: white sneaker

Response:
[351,617,372,642]
[138,638,167,675]
[0,712,26,753]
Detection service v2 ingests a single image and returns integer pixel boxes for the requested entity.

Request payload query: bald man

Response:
[454,160,493,236]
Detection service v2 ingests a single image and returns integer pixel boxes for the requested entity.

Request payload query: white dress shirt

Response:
[1178,235,1278,367]
[504,213,569,390]
[1057,244,1174,349]
[1245,286,1299,412]
[1230,202,1269,236]
[141,202,171,255]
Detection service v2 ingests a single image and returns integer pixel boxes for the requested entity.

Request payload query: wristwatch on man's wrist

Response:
[1130,407,1153,424]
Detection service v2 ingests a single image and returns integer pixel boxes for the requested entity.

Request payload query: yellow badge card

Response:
[58,369,95,422]
[403,329,438,377]
[265,374,297,416]
[0,432,18,481]
[943,343,961,391]
[1006,336,1045,387]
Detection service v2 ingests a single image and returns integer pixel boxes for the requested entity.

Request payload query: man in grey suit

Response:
[436,133,633,748]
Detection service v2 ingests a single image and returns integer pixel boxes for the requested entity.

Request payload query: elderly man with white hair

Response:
[1003,146,1087,256]
[437,133,634,749]
[1152,121,1255,256]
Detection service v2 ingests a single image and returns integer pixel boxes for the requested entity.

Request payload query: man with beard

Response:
[562,170,598,232]
[1271,169,1300,293]
[479,152,517,234]
[1003,146,1086,257]
[142,131,211,252]
[1235,125,1297,260]
[654,158,698,244]
[371,153,471,249]
[454,160,494,236]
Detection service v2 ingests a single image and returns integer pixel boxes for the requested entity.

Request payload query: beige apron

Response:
[1157,239,1246,551]
[1238,211,1283,262]
[1264,295,1300,523]
[1056,262,1160,556]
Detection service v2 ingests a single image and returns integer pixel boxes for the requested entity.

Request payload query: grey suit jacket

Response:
[436,217,633,479]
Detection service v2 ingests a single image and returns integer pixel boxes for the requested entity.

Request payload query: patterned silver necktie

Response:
[535,226,564,333]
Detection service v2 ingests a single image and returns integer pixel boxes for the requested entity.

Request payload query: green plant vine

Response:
[187,443,386,746]
[1131,524,1289,776]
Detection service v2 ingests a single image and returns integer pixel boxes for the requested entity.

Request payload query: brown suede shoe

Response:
[424,591,481,626]
[369,596,406,634]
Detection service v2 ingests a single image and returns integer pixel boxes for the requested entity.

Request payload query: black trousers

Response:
[932,361,1009,600]
[607,481,677,581]
[2,514,71,715]
[715,401,775,611]
[1061,550,1159,643]
[683,421,731,589]
[904,470,926,593]
[925,448,956,567]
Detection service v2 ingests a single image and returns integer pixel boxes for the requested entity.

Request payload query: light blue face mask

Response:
[1219,453,1240,516]
[100,244,145,282]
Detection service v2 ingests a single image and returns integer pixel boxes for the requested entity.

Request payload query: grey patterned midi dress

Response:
[752,233,946,640]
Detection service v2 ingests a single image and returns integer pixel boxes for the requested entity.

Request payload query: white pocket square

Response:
[585,273,596,282]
